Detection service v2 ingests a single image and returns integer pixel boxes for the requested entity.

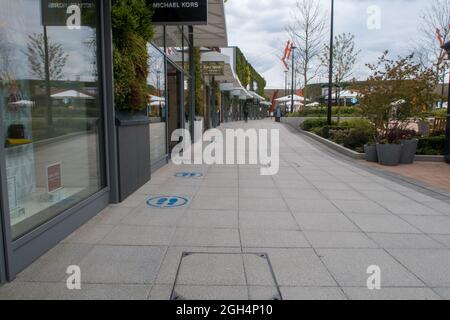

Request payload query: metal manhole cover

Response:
[170,252,282,300]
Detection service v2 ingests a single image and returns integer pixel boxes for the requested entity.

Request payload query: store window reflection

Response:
[0,0,105,239]
[147,44,167,166]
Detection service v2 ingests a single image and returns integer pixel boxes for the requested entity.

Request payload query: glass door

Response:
[167,63,183,153]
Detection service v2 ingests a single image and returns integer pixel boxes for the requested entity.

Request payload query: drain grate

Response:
[170,252,282,301]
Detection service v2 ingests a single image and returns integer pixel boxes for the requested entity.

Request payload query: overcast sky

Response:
[225,0,432,88]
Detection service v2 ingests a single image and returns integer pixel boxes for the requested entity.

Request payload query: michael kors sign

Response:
[150,0,208,25]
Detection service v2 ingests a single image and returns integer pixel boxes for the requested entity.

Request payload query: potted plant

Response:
[399,129,419,164]
[355,51,438,166]
[112,0,154,201]
[364,142,378,162]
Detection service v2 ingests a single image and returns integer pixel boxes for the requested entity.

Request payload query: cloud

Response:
[225,0,430,88]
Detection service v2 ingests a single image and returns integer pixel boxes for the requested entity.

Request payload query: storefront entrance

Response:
[167,63,184,153]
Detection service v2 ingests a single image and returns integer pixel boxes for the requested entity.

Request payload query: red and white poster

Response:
[47,163,62,193]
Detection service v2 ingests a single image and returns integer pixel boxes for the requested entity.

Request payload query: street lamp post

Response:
[327,0,335,125]
[291,46,296,113]
[285,70,288,97]
[441,41,450,163]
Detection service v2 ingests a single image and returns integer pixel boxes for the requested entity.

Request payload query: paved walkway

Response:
[1,119,450,300]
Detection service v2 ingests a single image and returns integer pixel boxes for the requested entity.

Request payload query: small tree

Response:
[26,33,68,81]
[356,51,438,144]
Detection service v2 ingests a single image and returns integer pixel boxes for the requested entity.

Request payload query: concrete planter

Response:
[376,143,403,166]
[364,144,378,162]
[116,112,151,202]
[400,139,419,164]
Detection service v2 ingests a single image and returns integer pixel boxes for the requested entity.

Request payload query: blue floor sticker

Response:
[147,196,189,208]
[175,172,203,178]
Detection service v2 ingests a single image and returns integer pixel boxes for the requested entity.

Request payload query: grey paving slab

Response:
[346,214,421,234]
[250,249,337,287]
[189,196,238,211]
[248,286,282,300]
[379,200,442,216]
[155,247,241,285]
[173,285,248,300]
[285,198,342,214]
[242,254,279,286]
[430,235,450,248]
[110,194,148,208]
[433,288,450,300]
[62,224,115,245]
[342,287,441,300]
[171,228,240,247]
[121,207,185,227]
[100,225,175,246]
[196,187,239,198]
[421,201,450,215]
[321,190,367,201]
[304,231,379,249]
[0,282,152,300]
[368,233,445,249]
[177,210,238,228]
[239,188,281,199]
[240,229,309,248]
[293,213,360,232]
[17,243,93,282]
[387,249,450,287]
[79,245,166,284]
[280,287,347,300]
[239,211,299,230]
[317,249,424,287]
[148,284,172,300]
[401,216,450,234]
[239,197,289,212]
[278,188,325,199]
[176,253,246,286]
[87,207,133,226]
[332,200,392,215]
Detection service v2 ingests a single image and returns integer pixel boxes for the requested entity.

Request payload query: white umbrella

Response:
[51,90,94,100]
[8,100,35,107]
[275,94,305,103]
[149,95,165,102]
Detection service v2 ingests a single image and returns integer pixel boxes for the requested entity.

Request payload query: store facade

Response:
[0,0,228,283]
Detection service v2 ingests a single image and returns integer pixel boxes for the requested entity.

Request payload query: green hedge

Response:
[417,136,445,155]
[287,107,361,118]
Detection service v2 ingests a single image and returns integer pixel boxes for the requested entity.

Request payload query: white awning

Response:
[51,90,94,100]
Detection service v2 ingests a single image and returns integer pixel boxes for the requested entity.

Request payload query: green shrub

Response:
[417,136,445,155]
[288,107,361,118]
[343,128,372,153]
[112,0,153,112]
[300,118,336,131]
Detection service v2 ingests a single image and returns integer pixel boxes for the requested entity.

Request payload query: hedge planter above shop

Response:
[115,112,151,202]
